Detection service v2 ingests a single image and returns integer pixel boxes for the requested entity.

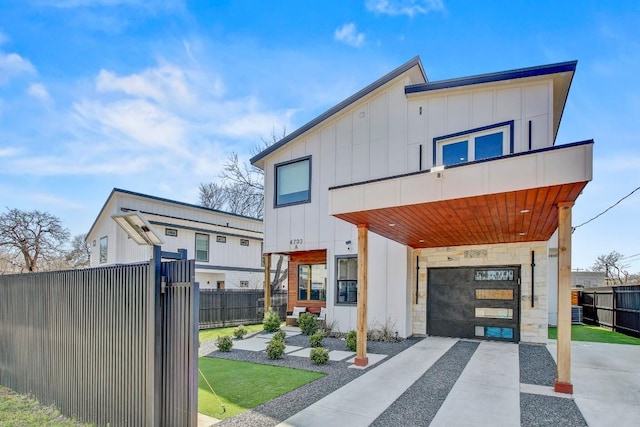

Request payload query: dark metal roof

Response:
[250,56,426,165]
[405,60,577,94]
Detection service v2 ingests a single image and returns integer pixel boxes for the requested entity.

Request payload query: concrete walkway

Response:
[275,337,640,427]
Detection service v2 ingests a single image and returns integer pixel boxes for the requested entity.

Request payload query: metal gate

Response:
[427,266,520,342]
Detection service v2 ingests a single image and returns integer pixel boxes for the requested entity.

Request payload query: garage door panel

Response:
[427,266,520,342]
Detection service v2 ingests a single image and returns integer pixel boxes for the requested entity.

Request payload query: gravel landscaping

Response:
[200,331,419,427]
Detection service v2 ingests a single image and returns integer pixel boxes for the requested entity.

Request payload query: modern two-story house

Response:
[252,57,592,392]
[86,188,271,290]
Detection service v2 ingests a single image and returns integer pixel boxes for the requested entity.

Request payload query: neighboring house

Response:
[86,188,272,290]
[251,57,593,351]
[572,271,606,288]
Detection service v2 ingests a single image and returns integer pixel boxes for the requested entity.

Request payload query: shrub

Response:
[216,335,233,352]
[321,318,338,337]
[310,347,329,365]
[233,324,248,339]
[346,330,357,351]
[266,335,286,359]
[309,332,324,348]
[263,309,281,333]
[298,312,318,336]
[274,329,287,341]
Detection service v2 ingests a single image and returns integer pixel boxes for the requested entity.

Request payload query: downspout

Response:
[415,255,420,304]
[531,250,535,307]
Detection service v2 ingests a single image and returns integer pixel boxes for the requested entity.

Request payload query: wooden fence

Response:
[199,289,287,329]
[580,285,640,338]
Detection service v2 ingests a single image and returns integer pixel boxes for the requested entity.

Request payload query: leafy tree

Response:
[199,127,288,292]
[0,208,70,272]
[592,251,630,285]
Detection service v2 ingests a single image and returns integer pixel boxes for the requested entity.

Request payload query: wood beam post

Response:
[555,201,574,394]
[264,253,271,316]
[355,224,369,366]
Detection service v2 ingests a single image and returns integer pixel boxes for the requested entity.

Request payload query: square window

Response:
[216,236,226,243]
[165,228,178,237]
[475,132,503,160]
[442,140,468,166]
[195,233,209,262]
[336,256,358,304]
[240,239,249,246]
[275,157,311,207]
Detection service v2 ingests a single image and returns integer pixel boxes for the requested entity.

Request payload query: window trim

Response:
[99,236,108,264]
[195,233,210,262]
[165,228,178,237]
[216,235,226,243]
[274,155,312,208]
[433,121,514,167]
[335,255,358,306]
[240,238,250,246]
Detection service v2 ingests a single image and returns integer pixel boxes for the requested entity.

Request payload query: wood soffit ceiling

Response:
[333,182,588,249]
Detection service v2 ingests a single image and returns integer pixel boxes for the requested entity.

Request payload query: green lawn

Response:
[198,358,325,420]
[199,323,264,343]
[0,386,92,426]
[549,324,640,345]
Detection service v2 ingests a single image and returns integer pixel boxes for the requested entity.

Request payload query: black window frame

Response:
[195,233,210,262]
[335,255,358,305]
[274,155,312,208]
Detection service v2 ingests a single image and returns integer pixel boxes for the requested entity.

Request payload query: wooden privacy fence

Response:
[581,285,640,338]
[0,259,198,427]
[199,289,287,329]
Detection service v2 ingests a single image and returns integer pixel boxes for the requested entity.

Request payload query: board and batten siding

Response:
[261,71,557,338]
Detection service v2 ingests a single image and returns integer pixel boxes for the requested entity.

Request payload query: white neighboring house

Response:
[86,188,272,290]
[251,57,593,347]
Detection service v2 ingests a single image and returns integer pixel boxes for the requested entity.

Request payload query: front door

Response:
[427,266,520,342]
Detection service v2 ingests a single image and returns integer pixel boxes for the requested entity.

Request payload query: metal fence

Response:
[199,289,287,329]
[581,285,640,338]
[0,259,198,427]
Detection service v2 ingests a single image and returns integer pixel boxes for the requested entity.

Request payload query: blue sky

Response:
[0,0,639,272]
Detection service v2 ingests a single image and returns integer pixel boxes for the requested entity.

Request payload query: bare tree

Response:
[592,251,630,285]
[65,233,91,269]
[0,208,70,272]
[199,127,288,292]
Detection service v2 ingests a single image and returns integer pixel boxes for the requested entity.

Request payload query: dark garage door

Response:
[427,266,520,342]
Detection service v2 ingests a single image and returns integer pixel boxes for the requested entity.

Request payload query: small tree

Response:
[593,251,631,285]
[0,208,70,272]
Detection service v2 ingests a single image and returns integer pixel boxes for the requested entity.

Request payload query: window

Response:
[240,239,249,246]
[336,256,357,305]
[298,264,326,302]
[165,228,178,237]
[216,235,226,243]
[275,156,311,207]
[99,236,108,264]
[195,233,209,262]
[434,121,513,167]
[240,281,249,288]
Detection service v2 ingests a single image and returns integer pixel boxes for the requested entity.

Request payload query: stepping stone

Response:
[232,337,268,351]
[328,350,356,361]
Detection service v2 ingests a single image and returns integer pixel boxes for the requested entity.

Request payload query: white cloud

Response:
[28,83,53,103]
[366,0,444,17]
[0,52,36,83]
[334,23,365,48]
[0,147,21,157]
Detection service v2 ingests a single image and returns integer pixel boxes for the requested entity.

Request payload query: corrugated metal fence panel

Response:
[0,264,150,426]
[198,290,287,328]
[160,260,197,427]
[0,260,198,427]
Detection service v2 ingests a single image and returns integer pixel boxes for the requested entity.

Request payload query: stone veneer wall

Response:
[413,241,549,343]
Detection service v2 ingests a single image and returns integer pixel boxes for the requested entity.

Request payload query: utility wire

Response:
[573,185,640,232]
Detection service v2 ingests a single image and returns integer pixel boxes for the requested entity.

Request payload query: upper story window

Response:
[99,236,108,264]
[195,233,209,262]
[275,156,311,207]
[434,121,514,167]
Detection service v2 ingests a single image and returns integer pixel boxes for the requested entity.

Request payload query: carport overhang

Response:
[329,140,593,389]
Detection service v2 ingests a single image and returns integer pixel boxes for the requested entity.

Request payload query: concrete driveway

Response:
[548,340,640,426]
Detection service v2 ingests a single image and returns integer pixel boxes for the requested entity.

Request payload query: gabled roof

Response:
[250,56,427,167]
[86,188,262,240]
